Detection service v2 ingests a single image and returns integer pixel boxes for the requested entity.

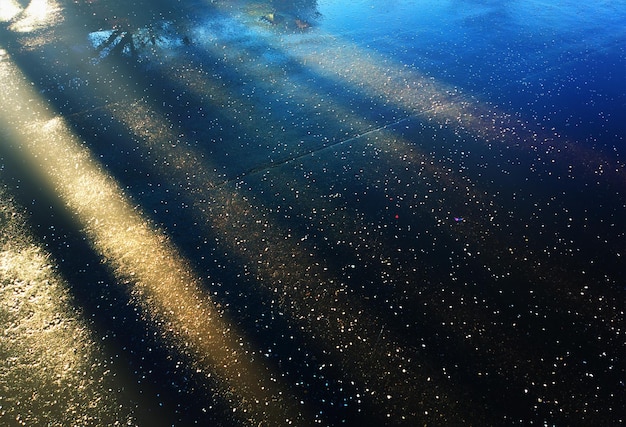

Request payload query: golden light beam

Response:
[5,0,62,33]
[0,187,141,425]
[112,110,477,422]
[0,48,312,426]
[20,21,478,418]
[0,0,22,22]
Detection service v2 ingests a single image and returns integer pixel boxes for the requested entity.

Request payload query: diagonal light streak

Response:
[85,4,622,423]
[0,188,141,425]
[0,48,313,426]
[2,1,622,422]
[86,26,545,423]
[186,6,625,190]
[189,6,622,325]
[247,11,625,186]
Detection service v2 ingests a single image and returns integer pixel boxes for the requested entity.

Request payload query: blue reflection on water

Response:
[318,0,625,151]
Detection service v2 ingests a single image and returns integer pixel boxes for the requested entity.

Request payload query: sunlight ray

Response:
[190,5,624,189]
[0,0,22,22]
[175,9,620,326]
[278,30,626,186]
[116,12,624,422]
[1,1,622,424]
[7,0,61,33]
[188,6,624,324]
[0,187,141,425]
[0,49,311,426]
[89,33,536,424]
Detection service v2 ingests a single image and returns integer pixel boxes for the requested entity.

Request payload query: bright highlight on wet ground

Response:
[1,1,624,426]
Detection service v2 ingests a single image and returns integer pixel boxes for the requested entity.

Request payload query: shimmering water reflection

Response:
[0,0,624,425]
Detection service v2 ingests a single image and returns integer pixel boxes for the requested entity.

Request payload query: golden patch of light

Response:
[0,190,137,425]
[8,0,61,33]
[110,98,225,187]
[0,54,307,425]
[0,0,22,22]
